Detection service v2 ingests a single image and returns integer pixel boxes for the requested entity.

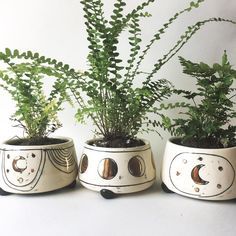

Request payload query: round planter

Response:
[0,137,78,194]
[161,137,236,200]
[78,139,156,197]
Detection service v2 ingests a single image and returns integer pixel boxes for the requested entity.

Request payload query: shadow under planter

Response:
[78,139,156,199]
[161,137,236,201]
[0,137,78,195]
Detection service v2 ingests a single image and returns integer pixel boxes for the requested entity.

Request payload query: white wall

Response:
[0,0,235,172]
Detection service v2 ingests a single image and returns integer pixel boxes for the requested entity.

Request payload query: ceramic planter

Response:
[78,139,156,198]
[161,137,236,200]
[0,137,78,195]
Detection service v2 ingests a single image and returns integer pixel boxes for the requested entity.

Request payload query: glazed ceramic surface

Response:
[0,137,78,194]
[78,139,156,194]
[162,137,236,200]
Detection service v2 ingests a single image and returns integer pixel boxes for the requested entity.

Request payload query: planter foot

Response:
[67,180,77,189]
[161,182,174,193]
[100,189,117,199]
[0,188,11,196]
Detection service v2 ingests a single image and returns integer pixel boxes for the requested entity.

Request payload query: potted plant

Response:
[0,49,78,195]
[161,51,236,200]
[68,0,235,198]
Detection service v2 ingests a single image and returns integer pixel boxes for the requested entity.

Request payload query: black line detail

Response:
[0,145,75,152]
[47,146,77,174]
[48,149,74,166]
[84,146,151,153]
[79,178,156,188]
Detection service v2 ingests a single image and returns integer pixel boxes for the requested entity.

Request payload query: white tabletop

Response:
[0,179,235,236]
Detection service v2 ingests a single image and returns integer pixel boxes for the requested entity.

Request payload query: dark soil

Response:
[88,137,145,148]
[5,137,67,146]
[172,137,234,149]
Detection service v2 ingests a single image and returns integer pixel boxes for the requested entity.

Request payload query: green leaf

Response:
[5,48,12,57]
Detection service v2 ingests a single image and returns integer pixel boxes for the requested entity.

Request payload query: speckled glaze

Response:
[78,139,156,194]
[162,138,236,200]
[0,137,78,194]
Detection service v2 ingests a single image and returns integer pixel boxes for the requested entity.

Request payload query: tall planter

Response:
[0,137,78,195]
[78,139,156,198]
[161,137,236,200]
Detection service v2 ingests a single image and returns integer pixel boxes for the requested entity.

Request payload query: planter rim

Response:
[0,136,73,149]
[84,138,150,152]
[168,137,236,151]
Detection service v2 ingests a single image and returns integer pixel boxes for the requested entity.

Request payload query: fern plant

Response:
[68,0,236,147]
[170,52,236,148]
[0,49,72,144]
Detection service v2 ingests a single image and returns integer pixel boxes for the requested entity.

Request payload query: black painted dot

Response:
[217,184,222,189]
[218,166,223,171]
[32,153,36,158]
[198,157,203,161]
[7,154,10,159]
[6,169,9,173]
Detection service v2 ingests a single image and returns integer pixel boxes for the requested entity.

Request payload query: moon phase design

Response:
[169,152,235,198]
[2,150,45,192]
[98,158,118,180]
[191,164,209,185]
[79,154,88,174]
[128,156,145,177]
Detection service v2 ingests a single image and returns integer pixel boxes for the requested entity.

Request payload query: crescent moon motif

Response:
[12,156,27,173]
[191,164,209,185]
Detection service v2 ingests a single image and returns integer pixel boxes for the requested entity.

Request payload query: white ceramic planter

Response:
[161,137,236,200]
[78,139,156,197]
[0,137,78,194]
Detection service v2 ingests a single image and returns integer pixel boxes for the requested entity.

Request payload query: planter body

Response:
[0,137,78,194]
[78,139,156,194]
[162,138,236,200]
